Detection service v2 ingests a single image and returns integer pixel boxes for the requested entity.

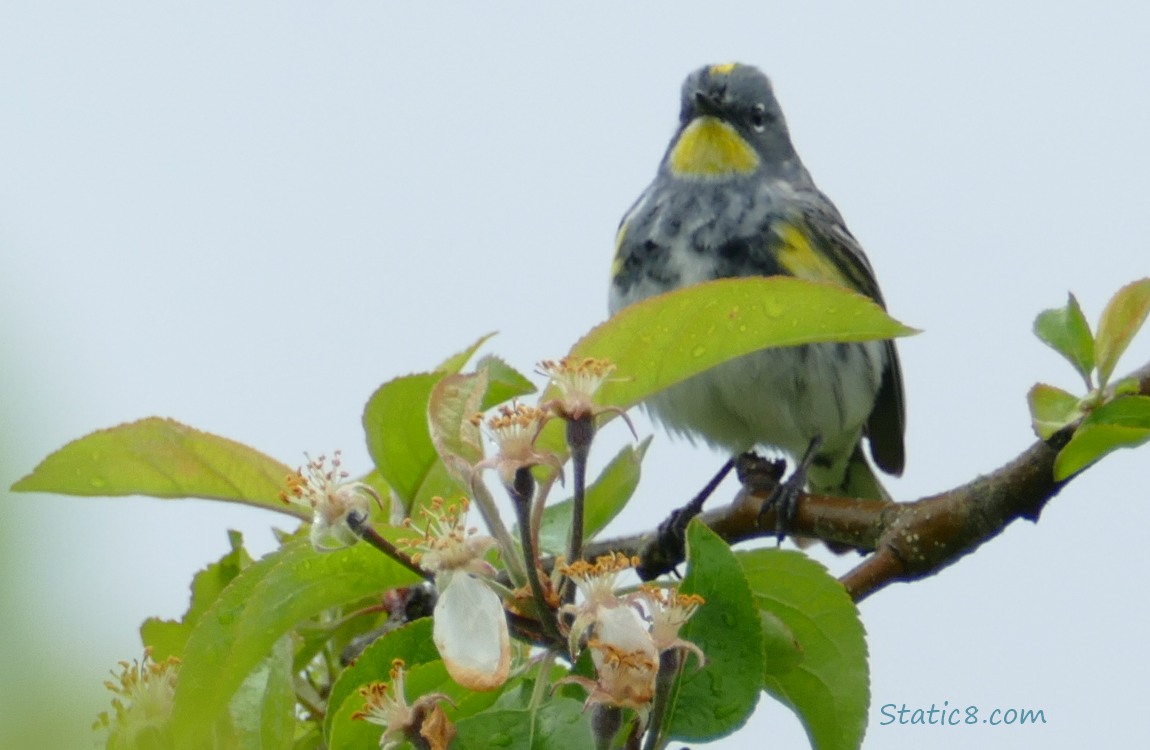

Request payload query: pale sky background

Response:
[3,3,1149,748]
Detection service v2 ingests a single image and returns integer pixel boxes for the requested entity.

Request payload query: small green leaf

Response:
[141,530,252,660]
[1084,394,1150,428]
[437,332,497,373]
[363,373,446,507]
[739,548,869,750]
[537,277,917,457]
[364,337,518,506]
[1027,383,1083,440]
[1095,278,1150,387]
[169,538,423,749]
[427,371,488,488]
[1033,293,1096,386]
[1054,423,1150,480]
[664,521,764,741]
[475,354,537,406]
[10,417,303,517]
[323,618,442,742]
[364,357,535,510]
[1054,396,1150,480]
[535,437,651,554]
[1112,376,1143,397]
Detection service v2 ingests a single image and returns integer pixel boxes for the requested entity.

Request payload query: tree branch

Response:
[582,359,1150,602]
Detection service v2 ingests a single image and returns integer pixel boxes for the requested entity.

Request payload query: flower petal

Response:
[433,573,510,691]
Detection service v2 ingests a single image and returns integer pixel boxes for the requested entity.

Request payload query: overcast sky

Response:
[3,3,1149,748]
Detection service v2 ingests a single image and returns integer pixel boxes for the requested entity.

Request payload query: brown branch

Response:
[583,359,1150,602]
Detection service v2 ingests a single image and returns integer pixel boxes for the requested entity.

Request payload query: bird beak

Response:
[693,89,724,118]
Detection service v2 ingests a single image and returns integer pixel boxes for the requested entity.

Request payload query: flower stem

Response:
[566,415,595,565]
[346,511,431,581]
[469,475,529,586]
[509,468,565,647]
[642,650,682,750]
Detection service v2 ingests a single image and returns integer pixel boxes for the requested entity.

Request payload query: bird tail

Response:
[812,443,893,503]
[797,443,891,553]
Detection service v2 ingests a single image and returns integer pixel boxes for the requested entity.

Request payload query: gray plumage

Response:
[609,63,904,500]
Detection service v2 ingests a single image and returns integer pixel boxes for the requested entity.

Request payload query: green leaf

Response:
[323,618,442,742]
[453,695,592,750]
[364,373,447,507]
[437,332,497,373]
[1027,383,1083,440]
[141,530,252,660]
[10,417,303,517]
[577,276,913,410]
[364,358,536,510]
[739,548,869,750]
[410,460,472,510]
[760,609,804,677]
[169,538,423,749]
[536,277,917,456]
[1055,422,1150,480]
[427,371,488,488]
[536,437,651,554]
[1095,278,1150,387]
[453,666,566,721]
[475,354,537,406]
[1033,293,1096,386]
[228,635,295,750]
[1083,394,1150,429]
[292,728,323,750]
[1054,395,1150,480]
[1113,376,1143,397]
[663,521,763,742]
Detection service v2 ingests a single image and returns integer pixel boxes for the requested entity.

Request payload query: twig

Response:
[347,512,432,582]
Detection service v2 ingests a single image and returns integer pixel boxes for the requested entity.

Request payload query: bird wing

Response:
[790,196,906,476]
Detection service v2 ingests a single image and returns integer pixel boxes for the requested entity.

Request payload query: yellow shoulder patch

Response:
[775,223,850,286]
[709,62,738,75]
[610,219,630,277]
[669,117,760,178]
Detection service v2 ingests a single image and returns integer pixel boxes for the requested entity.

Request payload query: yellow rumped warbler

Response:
[608,63,905,527]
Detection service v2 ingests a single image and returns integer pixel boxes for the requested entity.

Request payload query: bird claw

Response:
[735,452,786,492]
[636,458,735,580]
[757,472,804,543]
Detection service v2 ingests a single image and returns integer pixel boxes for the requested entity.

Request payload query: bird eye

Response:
[750,103,768,131]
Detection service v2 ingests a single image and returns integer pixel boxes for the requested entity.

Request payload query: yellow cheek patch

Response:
[669,117,760,178]
[709,62,738,75]
[775,223,850,286]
